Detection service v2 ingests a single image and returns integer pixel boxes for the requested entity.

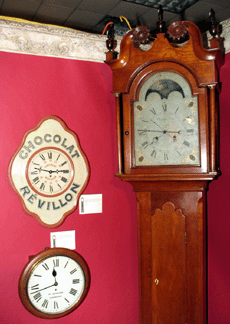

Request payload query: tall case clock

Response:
[105,9,223,324]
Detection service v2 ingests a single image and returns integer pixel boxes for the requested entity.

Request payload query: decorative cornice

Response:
[0,16,229,62]
[219,18,230,54]
[0,16,110,62]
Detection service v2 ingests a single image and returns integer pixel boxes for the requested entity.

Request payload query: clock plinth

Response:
[106,11,223,324]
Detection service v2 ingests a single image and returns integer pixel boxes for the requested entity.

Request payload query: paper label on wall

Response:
[50,230,76,249]
[79,194,102,214]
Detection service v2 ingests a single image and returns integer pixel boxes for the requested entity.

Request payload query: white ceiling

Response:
[0,0,229,35]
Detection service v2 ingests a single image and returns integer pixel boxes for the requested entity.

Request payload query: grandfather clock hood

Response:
[105,8,223,324]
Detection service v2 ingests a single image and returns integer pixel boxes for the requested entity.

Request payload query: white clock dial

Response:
[134,72,200,166]
[27,255,85,315]
[26,148,74,197]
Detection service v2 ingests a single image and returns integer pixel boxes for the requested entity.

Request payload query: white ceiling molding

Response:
[0,16,229,62]
[0,17,109,62]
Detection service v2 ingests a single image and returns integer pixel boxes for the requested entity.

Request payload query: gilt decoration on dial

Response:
[134,72,200,166]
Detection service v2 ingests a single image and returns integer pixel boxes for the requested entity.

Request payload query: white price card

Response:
[50,230,76,249]
[79,194,102,214]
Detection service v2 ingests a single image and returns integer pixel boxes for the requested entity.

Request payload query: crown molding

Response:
[0,17,109,62]
[0,16,228,62]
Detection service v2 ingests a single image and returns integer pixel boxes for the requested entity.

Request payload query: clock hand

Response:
[166,130,181,134]
[34,167,51,173]
[30,282,58,294]
[52,268,58,284]
[150,121,174,138]
[138,129,165,134]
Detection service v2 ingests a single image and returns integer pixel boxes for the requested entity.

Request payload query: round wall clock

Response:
[8,116,90,227]
[19,248,90,319]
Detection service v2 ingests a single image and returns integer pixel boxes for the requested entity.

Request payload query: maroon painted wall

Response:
[208,52,230,324]
[1,48,230,324]
[0,51,139,324]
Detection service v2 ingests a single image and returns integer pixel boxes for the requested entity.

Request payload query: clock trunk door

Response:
[151,202,187,323]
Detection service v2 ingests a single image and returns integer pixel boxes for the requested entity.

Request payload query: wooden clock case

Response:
[105,14,223,324]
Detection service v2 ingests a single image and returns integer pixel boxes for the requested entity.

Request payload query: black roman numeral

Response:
[33,176,40,184]
[33,292,42,302]
[150,108,156,115]
[31,284,39,291]
[61,161,67,167]
[41,299,49,308]
[183,140,191,147]
[53,259,59,267]
[40,183,45,191]
[164,153,169,160]
[70,268,77,275]
[48,152,52,159]
[69,288,77,296]
[42,263,49,270]
[73,279,80,284]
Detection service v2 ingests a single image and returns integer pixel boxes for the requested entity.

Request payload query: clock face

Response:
[26,147,74,197]
[8,116,90,227]
[134,71,200,166]
[19,248,90,318]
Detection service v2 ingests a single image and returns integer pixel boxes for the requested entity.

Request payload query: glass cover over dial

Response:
[134,71,200,166]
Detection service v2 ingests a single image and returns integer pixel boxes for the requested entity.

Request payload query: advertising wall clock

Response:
[18,248,90,318]
[8,116,90,227]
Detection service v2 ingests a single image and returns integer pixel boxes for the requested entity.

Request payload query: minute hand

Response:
[30,283,57,294]
[138,130,166,133]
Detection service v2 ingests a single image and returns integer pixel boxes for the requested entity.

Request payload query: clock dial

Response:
[9,116,90,227]
[27,255,85,315]
[26,147,74,197]
[134,72,200,166]
[19,248,90,319]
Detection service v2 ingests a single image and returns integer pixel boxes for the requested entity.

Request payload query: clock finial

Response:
[209,8,217,38]
[157,5,165,33]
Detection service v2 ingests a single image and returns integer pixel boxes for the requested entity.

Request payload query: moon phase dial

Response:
[27,147,74,197]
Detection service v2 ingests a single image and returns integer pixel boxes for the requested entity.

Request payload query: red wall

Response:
[208,52,230,324]
[0,51,139,324]
[1,48,230,324]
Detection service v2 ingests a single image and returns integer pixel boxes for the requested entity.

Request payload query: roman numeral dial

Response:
[27,148,74,197]
[134,72,200,166]
[19,248,90,319]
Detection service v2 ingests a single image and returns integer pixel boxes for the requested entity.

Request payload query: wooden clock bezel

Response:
[122,62,210,176]
[18,247,90,319]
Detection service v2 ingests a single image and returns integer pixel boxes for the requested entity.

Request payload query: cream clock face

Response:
[8,116,90,227]
[19,248,90,319]
[27,148,74,197]
[134,72,200,166]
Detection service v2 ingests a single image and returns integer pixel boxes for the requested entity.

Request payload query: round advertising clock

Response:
[19,248,90,319]
[8,116,90,227]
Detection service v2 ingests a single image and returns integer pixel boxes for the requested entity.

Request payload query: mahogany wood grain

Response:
[106,19,223,324]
